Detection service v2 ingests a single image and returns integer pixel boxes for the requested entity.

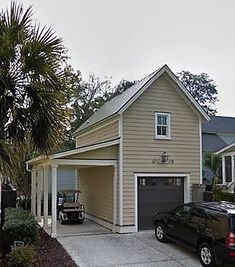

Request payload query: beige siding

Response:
[78,166,113,223]
[64,145,119,225]
[122,74,200,225]
[75,118,119,148]
[63,145,118,160]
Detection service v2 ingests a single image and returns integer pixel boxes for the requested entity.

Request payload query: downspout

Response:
[26,162,32,173]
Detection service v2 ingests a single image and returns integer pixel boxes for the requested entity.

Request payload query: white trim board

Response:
[118,115,124,226]
[216,142,235,155]
[36,159,117,168]
[134,173,191,232]
[199,117,203,184]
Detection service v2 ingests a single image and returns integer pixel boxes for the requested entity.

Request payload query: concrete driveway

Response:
[58,230,233,267]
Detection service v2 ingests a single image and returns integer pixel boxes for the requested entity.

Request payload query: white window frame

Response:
[155,112,171,140]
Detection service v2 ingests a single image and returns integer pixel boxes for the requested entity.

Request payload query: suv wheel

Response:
[155,223,167,243]
[198,242,216,267]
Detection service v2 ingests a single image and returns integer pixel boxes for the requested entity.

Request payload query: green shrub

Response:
[221,192,235,203]
[7,245,37,267]
[3,208,38,245]
[211,189,235,203]
[4,208,35,222]
[212,186,223,201]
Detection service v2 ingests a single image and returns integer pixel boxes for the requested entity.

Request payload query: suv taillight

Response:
[226,232,235,248]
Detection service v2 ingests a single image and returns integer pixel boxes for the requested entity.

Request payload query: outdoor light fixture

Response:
[152,152,174,164]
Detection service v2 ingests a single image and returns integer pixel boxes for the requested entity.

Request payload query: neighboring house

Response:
[216,142,235,192]
[27,65,209,237]
[202,116,235,184]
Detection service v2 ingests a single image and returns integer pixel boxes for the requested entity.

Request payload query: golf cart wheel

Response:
[59,214,65,225]
[198,242,217,267]
[155,223,168,243]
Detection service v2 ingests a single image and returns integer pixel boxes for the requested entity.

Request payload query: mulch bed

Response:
[0,228,77,267]
[36,228,77,267]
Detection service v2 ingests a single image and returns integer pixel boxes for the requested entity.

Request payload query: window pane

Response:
[157,126,162,135]
[206,211,229,240]
[162,115,167,125]
[189,207,205,225]
[162,126,167,135]
[157,115,168,125]
[157,115,162,125]
[225,156,232,182]
[174,205,191,218]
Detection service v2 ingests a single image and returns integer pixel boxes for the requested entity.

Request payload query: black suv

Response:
[153,202,235,267]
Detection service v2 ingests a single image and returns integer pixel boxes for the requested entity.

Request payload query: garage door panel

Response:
[138,177,184,230]
[139,188,183,202]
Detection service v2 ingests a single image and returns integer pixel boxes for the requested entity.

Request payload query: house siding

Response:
[62,145,118,160]
[122,74,200,226]
[75,118,119,148]
[78,166,113,224]
[64,145,120,226]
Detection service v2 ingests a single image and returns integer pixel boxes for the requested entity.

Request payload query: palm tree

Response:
[0,1,69,163]
[204,153,222,186]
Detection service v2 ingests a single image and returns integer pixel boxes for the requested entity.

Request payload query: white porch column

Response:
[37,169,43,222]
[51,164,58,238]
[31,169,37,215]
[232,156,235,183]
[112,164,117,233]
[222,156,226,185]
[75,168,78,190]
[43,166,49,229]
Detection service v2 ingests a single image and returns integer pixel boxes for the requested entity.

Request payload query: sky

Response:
[1,0,235,116]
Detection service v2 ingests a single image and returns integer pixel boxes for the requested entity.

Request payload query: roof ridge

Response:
[75,64,209,134]
[75,68,162,133]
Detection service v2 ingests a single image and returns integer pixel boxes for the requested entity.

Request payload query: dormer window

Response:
[155,112,171,139]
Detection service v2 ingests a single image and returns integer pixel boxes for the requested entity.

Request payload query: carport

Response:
[26,141,118,238]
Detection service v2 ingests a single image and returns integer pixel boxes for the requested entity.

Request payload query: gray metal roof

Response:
[202,116,235,134]
[75,64,209,134]
[202,133,227,153]
[76,69,159,132]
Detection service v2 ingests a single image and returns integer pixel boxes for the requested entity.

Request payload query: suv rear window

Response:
[206,210,229,240]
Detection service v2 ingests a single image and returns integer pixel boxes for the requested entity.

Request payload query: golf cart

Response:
[57,190,85,224]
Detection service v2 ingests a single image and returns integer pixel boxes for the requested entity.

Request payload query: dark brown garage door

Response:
[138,177,184,230]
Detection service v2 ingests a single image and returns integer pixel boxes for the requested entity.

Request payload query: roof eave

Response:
[215,142,235,154]
[163,65,210,121]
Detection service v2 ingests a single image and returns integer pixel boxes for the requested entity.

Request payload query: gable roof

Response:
[202,133,227,153]
[202,116,235,134]
[74,64,210,134]
[216,142,235,155]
